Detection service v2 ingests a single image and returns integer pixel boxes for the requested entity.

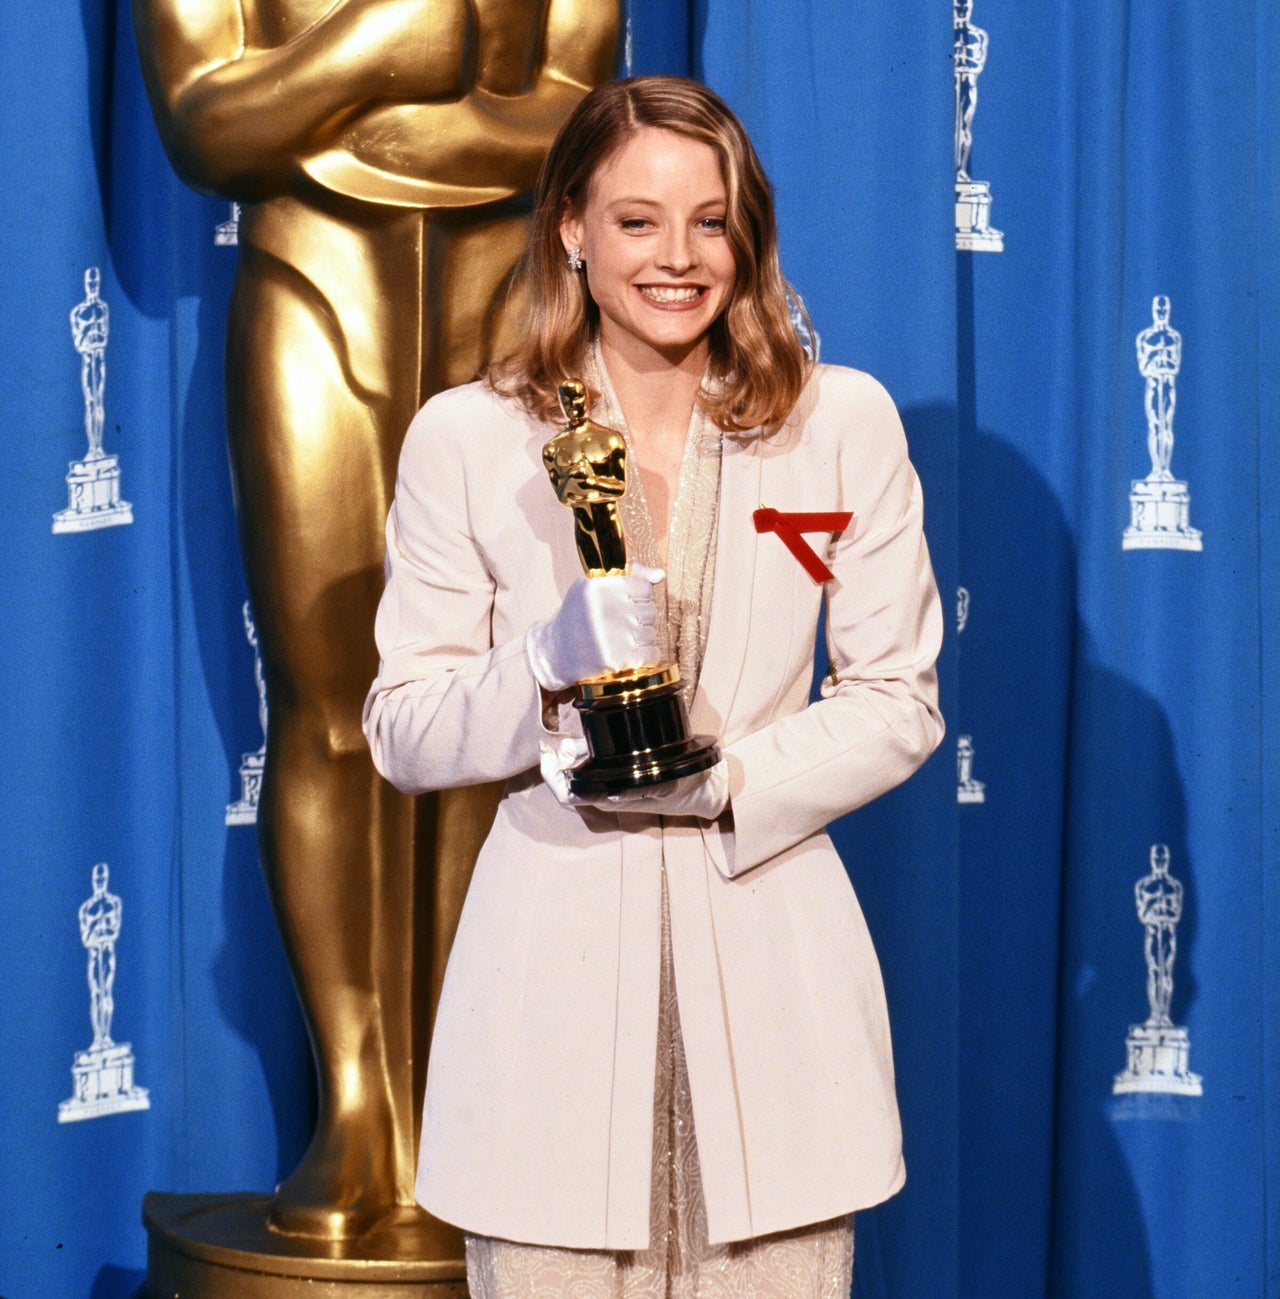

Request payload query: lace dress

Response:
[464,355,855,1297]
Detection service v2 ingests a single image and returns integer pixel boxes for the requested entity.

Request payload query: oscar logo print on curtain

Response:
[1123,295,1203,551]
[53,269,133,534]
[953,589,987,805]
[226,601,267,827]
[956,734,986,805]
[58,864,150,1122]
[954,0,1003,252]
[214,203,240,247]
[1113,845,1203,1096]
[954,593,987,804]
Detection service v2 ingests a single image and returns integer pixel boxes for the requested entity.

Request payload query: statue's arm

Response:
[131,0,471,199]
[300,0,619,206]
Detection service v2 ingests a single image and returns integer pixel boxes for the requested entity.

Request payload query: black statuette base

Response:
[569,672,720,796]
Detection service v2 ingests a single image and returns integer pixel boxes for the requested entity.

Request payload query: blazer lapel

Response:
[689,434,763,741]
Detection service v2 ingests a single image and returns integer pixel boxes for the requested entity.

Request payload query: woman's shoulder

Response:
[793,366,915,505]
[403,379,542,457]
[413,378,531,427]
[776,363,904,445]
[806,362,898,416]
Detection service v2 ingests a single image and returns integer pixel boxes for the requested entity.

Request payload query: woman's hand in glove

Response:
[540,735,729,822]
[597,761,729,821]
[525,564,664,692]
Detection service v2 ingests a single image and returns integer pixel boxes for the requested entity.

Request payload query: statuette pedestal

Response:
[53,452,133,533]
[1123,476,1202,551]
[955,180,1003,252]
[143,1194,467,1298]
[58,1042,149,1122]
[226,748,265,825]
[1113,1022,1202,1096]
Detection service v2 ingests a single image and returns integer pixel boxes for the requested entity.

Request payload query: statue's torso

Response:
[245,0,549,95]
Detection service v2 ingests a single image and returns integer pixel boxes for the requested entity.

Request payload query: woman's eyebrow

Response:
[603,195,727,210]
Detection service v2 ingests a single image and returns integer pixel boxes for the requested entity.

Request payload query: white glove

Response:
[539,735,590,806]
[600,761,730,821]
[525,564,664,692]
[541,737,729,822]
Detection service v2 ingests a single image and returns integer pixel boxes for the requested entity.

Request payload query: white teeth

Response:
[640,285,701,303]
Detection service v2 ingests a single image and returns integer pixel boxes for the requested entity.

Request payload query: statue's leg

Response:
[1157,384,1176,473]
[101,947,116,1043]
[226,245,419,1239]
[91,356,106,448]
[87,950,102,1045]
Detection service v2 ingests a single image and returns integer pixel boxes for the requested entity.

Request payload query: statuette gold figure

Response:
[543,380,629,577]
[541,381,719,795]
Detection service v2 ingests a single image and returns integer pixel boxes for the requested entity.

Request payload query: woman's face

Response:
[560,127,736,372]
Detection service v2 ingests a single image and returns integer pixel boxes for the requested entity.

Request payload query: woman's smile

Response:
[637,284,706,305]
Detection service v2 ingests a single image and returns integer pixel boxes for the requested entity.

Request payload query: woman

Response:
[364,76,944,1297]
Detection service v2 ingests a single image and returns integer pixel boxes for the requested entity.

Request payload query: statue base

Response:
[1113,1022,1202,1096]
[955,180,1004,252]
[570,664,720,796]
[58,1042,149,1122]
[143,1193,468,1298]
[1123,475,1202,550]
[53,451,133,533]
[957,780,986,805]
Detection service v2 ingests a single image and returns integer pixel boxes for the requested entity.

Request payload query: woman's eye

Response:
[618,218,651,232]
[698,216,727,233]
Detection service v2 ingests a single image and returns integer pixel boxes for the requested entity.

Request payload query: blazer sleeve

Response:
[362,391,554,793]
[718,371,945,876]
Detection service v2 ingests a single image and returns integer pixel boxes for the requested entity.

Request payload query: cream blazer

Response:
[363,364,944,1250]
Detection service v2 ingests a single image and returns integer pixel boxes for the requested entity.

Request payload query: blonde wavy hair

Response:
[488,76,812,434]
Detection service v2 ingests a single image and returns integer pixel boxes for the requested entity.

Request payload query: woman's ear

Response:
[559,205,584,258]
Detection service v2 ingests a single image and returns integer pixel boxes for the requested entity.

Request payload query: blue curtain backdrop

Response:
[0,3,1275,1297]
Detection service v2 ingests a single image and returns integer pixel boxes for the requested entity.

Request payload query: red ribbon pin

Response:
[752,508,854,584]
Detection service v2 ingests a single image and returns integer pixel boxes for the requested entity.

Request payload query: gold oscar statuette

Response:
[543,381,720,794]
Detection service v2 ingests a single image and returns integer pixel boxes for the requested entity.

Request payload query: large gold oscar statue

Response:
[131,4,618,1295]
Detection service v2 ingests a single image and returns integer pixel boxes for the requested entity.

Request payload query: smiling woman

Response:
[363,75,944,1298]
[490,77,810,438]
[557,127,736,539]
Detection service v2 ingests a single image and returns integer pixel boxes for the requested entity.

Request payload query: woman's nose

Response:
[656,224,696,273]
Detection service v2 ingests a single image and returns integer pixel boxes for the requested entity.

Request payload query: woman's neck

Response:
[597,332,706,446]
[596,334,708,559]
